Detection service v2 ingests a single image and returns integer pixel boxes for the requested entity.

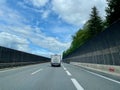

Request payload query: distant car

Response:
[51,54,61,67]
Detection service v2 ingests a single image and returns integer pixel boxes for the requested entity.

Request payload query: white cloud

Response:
[26,0,49,7]
[0,0,88,56]
[32,49,54,57]
[41,10,50,19]
[0,2,27,26]
[52,0,107,25]
[23,27,71,53]
[5,25,70,53]
[0,23,70,54]
[0,0,70,56]
[0,32,29,52]
[49,26,76,42]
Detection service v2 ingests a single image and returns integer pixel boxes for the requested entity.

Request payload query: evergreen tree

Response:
[63,6,104,58]
[88,6,103,36]
[106,0,120,25]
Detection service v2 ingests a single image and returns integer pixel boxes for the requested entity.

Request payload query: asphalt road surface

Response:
[0,63,120,90]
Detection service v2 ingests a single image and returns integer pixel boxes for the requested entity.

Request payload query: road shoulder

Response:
[71,62,120,82]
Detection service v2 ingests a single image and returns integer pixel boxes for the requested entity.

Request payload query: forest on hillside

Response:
[63,0,120,58]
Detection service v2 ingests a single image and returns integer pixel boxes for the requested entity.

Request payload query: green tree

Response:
[63,6,104,58]
[63,28,90,58]
[106,0,120,26]
[88,6,103,36]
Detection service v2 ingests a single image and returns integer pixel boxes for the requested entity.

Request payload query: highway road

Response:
[0,63,120,90]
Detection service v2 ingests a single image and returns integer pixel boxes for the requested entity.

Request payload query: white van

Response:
[51,54,61,67]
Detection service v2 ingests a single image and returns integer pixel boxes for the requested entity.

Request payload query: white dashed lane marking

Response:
[71,78,84,90]
[31,69,43,75]
[62,64,84,90]
[66,70,72,76]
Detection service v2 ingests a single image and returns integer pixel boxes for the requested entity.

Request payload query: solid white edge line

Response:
[71,78,84,90]
[83,69,120,84]
[31,69,43,75]
[66,70,72,76]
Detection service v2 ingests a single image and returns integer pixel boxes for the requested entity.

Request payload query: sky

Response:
[0,0,107,57]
